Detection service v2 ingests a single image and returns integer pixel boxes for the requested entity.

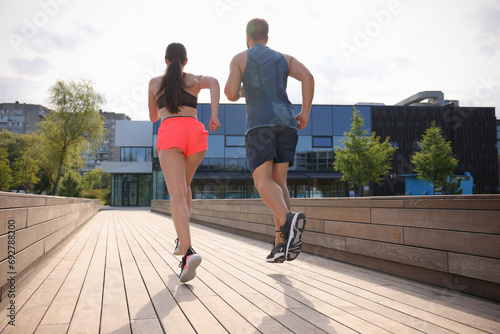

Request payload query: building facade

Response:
[0,102,49,133]
[101,120,153,206]
[82,111,131,173]
[103,95,498,206]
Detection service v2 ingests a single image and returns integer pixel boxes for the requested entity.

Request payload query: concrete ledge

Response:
[152,195,500,301]
[0,192,100,302]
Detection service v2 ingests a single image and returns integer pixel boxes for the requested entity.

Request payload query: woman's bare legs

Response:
[159,148,206,256]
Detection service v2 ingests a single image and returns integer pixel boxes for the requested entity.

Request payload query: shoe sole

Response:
[285,213,306,261]
[266,254,285,263]
[180,254,202,283]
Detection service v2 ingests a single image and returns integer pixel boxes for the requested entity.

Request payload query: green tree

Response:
[333,108,396,196]
[12,151,39,192]
[411,122,458,195]
[38,79,106,195]
[83,169,103,191]
[0,148,12,190]
[0,131,44,193]
[58,170,83,197]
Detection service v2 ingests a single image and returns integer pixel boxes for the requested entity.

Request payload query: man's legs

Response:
[252,160,290,244]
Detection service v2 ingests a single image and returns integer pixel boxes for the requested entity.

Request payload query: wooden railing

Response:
[152,195,500,301]
[0,192,100,302]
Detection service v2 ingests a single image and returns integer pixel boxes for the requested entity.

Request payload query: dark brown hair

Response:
[156,43,187,114]
[246,18,268,41]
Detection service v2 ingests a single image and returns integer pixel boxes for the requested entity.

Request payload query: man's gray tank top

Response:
[242,44,296,134]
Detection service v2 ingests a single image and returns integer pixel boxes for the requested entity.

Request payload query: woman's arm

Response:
[199,75,221,132]
[148,78,160,123]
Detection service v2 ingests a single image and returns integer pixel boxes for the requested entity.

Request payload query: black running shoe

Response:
[179,247,202,283]
[266,243,285,263]
[283,212,306,261]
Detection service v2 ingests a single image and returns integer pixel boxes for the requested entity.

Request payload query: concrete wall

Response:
[152,195,500,301]
[0,192,100,302]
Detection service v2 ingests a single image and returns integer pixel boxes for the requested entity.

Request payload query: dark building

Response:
[371,104,498,195]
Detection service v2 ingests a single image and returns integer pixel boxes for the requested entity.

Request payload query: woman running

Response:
[148,42,220,283]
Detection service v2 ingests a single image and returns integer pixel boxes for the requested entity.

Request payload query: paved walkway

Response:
[0,208,499,333]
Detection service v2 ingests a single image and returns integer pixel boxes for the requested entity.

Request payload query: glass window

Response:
[225,135,245,147]
[333,105,371,135]
[206,135,224,158]
[224,105,246,135]
[296,135,312,153]
[225,158,247,170]
[225,147,246,158]
[120,147,152,162]
[312,136,332,148]
[311,105,333,135]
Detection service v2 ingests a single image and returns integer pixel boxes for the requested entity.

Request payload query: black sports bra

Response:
[156,74,198,110]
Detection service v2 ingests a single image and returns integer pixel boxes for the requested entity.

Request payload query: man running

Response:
[224,18,314,263]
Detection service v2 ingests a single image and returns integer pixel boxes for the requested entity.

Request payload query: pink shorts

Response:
[157,117,208,157]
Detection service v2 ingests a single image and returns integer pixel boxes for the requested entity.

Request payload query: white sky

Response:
[1,0,499,120]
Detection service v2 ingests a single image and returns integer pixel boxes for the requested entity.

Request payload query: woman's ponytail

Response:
[157,43,187,114]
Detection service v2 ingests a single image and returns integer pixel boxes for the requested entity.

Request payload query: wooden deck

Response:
[0,208,499,334]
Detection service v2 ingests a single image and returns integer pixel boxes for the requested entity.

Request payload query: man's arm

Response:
[224,52,245,101]
[286,55,315,130]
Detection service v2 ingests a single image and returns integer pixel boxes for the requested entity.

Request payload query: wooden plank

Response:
[114,229,157,321]
[0,208,27,233]
[67,217,108,334]
[324,220,404,243]
[404,197,500,210]
[0,195,46,209]
[299,231,346,251]
[404,227,500,259]
[131,319,163,334]
[116,213,196,334]
[449,253,500,284]
[197,295,258,334]
[100,218,131,334]
[346,238,448,271]
[39,218,101,326]
[371,208,500,233]
[35,324,70,333]
[292,197,405,208]
[305,206,371,223]
[0,240,45,283]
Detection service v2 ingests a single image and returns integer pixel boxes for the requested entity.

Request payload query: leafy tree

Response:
[411,122,458,195]
[83,169,103,191]
[38,79,106,195]
[12,151,39,192]
[441,178,463,195]
[58,170,83,197]
[0,148,12,190]
[333,108,396,196]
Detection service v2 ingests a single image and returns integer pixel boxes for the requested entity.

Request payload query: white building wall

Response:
[115,120,153,147]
